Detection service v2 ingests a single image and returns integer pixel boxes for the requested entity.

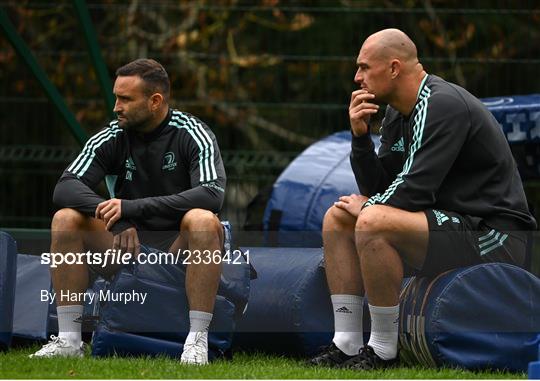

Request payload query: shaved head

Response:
[354,28,426,113]
[362,28,418,64]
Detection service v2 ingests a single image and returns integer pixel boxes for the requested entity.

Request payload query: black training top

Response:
[350,74,536,232]
[54,109,226,233]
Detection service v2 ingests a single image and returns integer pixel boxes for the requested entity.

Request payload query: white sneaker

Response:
[29,335,85,358]
[180,331,209,365]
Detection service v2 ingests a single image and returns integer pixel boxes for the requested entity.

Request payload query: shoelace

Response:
[37,335,67,353]
[352,346,379,368]
[312,343,345,363]
[183,332,206,359]
[325,344,341,355]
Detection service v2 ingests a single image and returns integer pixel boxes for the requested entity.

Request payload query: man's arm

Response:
[348,89,393,197]
[53,175,106,215]
[350,131,392,197]
[363,90,469,211]
[54,124,132,233]
[120,184,224,220]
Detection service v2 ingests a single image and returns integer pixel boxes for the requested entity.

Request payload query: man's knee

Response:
[181,208,222,233]
[51,208,86,231]
[356,205,388,232]
[323,205,356,230]
[355,205,389,247]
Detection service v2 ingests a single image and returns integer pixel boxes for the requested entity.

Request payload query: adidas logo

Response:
[433,210,449,226]
[335,306,352,314]
[391,137,405,152]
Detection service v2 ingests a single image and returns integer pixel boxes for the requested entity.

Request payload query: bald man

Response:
[309,29,536,370]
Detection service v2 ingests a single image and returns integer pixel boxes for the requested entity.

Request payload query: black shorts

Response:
[419,209,528,277]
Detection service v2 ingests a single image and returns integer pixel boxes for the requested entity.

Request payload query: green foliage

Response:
[2,1,540,150]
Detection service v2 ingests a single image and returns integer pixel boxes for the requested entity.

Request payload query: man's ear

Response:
[149,93,164,111]
[390,59,401,79]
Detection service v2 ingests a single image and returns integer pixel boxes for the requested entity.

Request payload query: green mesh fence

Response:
[1,2,540,230]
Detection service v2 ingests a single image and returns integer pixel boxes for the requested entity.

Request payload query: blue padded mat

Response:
[400,263,540,371]
[0,231,17,349]
[92,224,250,360]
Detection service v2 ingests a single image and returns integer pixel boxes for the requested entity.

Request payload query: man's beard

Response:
[117,113,151,131]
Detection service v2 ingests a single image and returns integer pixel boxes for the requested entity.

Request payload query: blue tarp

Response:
[482,94,540,143]
[263,131,377,245]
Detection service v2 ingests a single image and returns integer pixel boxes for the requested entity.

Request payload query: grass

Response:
[0,346,526,379]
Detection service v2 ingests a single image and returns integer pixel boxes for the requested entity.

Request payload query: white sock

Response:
[57,305,83,347]
[185,310,212,344]
[331,294,364,356]
[367,304,399,360]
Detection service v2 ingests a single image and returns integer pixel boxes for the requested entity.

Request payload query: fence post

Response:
[0,7,88,146]
[72,0,115,119]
